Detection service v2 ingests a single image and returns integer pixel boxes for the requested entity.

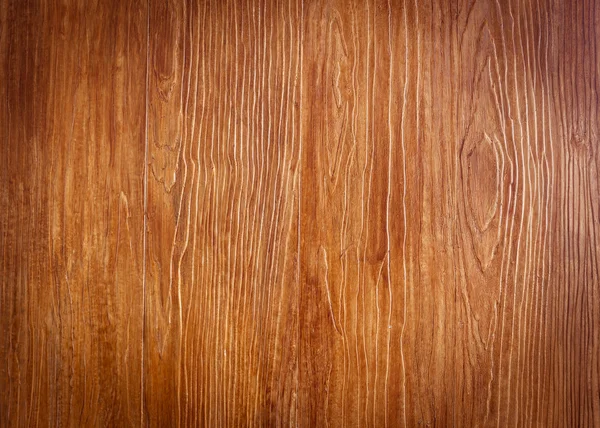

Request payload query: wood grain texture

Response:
[0,0,147,425]
[1,0,599,426]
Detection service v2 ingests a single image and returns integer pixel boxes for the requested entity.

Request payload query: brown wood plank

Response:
[298,1,458,425]
[143,0,302,425]
[453,0,600,426]
[0,0,147,426]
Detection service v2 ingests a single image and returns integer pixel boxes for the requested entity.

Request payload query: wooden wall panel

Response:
[1,0,599,427]
[0,0,147,426]
[144,1,302,426]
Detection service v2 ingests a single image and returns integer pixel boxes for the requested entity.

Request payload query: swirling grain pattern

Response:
[1,0,598,426]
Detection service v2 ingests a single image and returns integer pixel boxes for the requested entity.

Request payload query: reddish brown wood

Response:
[1,0,599,426]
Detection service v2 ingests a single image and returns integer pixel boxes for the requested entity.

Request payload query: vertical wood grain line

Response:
[142,1,150,426]
[298,0,304,422]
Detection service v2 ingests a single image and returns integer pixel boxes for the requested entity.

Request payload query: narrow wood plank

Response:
[144,0,302,425]
[0,1,147,425]
[299,1,401,425]
[298,1,460,426]
[454,0,600,426]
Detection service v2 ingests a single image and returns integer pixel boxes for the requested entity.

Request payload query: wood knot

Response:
[570,129,592,159]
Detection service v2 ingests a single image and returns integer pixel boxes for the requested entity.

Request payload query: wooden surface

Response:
[1,0,599,426]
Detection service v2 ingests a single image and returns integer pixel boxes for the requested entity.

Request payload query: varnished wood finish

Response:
[1,0,599,426]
